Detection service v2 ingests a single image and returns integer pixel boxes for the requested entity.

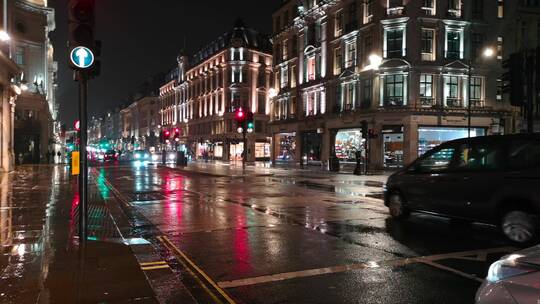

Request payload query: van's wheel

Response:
[501,210,537,243]
[388,193,410,219]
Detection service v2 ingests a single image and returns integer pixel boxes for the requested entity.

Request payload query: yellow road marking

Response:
[141,265,170,271]
[159,236,237,304]
[140,261,168,266]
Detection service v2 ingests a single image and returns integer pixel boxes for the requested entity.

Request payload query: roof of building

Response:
[190,19,272,67]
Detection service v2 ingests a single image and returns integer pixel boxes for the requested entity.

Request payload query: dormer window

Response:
[448,0,462,18]
[422,0,436,16]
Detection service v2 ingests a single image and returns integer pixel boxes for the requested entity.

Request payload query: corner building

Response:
[160,21,273,162]
[271,0,538,170]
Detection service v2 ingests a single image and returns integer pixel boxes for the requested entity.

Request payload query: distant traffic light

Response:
[502,52,525,107]
[234,107,246,124]
[174,128,180,142]
[246,111,254,133]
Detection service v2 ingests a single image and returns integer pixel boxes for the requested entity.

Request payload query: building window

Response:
[422,0,436,16]
[345,41,357,68]
[384,74,405,106]
[307,56,316,81]
[498,0,504,18]
[333,47,342,75]
[385,28,404,58]
[387,0,404,16]
[334,10,343,37]
[280,66,289,88]
[341,82,356,111]
[472,0,483,19]
[15,46,25,65]
[347,2,358,29]
[471,33,484,59]
[496,78,503,101]
[421,29,435,61]
[469,77,482,106]
[445,76,460,106]
[446,30,462,59]
[364,34,373,62]
[282,40,288,60]
[420,74,433,97]
[362,78,372,109]
[448,0,462,17]
[258,93,266,114]
[497,36,503,60]
[292,35,298,55]
[363,0,373,23]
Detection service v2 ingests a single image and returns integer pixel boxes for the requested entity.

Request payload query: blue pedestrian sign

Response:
[70,46,94,69]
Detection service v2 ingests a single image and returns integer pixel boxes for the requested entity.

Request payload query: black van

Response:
[384,134,540,243]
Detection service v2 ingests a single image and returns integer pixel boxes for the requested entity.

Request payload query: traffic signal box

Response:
[68,0,100,77]
[502,52,525,107]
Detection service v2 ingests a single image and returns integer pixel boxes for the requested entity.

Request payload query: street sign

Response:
[70,46,94,69]
[72,151,80,175]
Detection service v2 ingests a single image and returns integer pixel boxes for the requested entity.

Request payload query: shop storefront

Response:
[334,128,362,163]
[302,131,322,165]
[230,142,244,161]
[275,133,296,162]
[382,125,404,168]
[255,142,271,160]
[418,126,486,156]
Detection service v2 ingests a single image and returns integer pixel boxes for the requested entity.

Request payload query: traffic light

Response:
[68,0,100,75]
[174,128,180,142]
[502,52,525,107]
[234,107,246,124]
[360,120,368,139]
[246,112,254,133]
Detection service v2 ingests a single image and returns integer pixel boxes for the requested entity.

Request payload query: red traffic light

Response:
[164,130,170,137]
[174,128,180,134]
[235,107,246,123]
[74,120,80,131]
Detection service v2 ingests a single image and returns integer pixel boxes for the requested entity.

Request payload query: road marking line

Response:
[141,265,170,271]
[140,261,168,266]
[419,260,484,283]
[159,236,237,304]
[217,247,516,288]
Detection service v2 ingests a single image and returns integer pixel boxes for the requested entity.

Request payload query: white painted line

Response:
[217,247,515,288]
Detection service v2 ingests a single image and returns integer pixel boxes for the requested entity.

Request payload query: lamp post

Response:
[468,47,495,138]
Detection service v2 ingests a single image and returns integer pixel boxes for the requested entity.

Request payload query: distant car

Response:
[476,245,540,303]
[133,150,150,161]
[103,150,118,162]
[384,134,540,243]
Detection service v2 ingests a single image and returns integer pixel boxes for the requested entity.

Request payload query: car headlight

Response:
[168,153,176,160]
[487,254,537,283]
[144,154,149,159]
[151,154,159,161]
[134,153,141,159]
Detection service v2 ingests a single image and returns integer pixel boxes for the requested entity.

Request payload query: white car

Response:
[476,245,540,304]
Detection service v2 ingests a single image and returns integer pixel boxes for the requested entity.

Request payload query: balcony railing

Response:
[470,99,484,108]
[383,97,404,107]
[420,97,436,107]
[446,98,461,107]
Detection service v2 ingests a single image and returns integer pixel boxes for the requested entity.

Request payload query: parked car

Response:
[476,245,540,303]
[133,150,150,161]
[384,134,540,243]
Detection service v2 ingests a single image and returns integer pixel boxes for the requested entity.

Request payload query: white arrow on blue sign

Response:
[70,46,94,69]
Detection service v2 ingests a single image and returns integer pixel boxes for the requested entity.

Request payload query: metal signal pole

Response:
[78,71,88,243]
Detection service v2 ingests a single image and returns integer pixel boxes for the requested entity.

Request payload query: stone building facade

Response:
[159,20,273,162]
[270,0,540,170]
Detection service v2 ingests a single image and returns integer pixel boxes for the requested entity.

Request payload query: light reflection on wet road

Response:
[101,163,517,304]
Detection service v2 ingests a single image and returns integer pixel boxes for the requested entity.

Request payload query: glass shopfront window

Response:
[302,132,322,163]
[275,133,296,161]
[335,129,362,162]
[383,132,404,168]
[418,127,486,157]
[255,142,271,159]
[230,143,244,161]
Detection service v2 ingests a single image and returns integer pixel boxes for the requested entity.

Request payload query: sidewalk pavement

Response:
[0,165,163,304]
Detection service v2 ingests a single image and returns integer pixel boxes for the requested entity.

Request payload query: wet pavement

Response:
[94,162,522,304]
[0,165,160,304]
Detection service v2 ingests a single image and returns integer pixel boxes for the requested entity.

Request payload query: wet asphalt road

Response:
[99,162,519,304]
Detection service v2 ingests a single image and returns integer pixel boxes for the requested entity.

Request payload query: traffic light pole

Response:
[528,51,536,134]
[242,125,247,172]
[77,71,88,243]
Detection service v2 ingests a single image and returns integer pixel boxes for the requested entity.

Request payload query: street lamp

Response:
[0,30,9,42]
[468,47,495,138]
[363,54,383,71]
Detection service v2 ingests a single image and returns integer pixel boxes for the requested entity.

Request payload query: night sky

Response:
[49,0,279,124]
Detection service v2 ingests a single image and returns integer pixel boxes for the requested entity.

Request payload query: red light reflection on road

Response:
[163,173,184,227]
[234,205,252,275]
